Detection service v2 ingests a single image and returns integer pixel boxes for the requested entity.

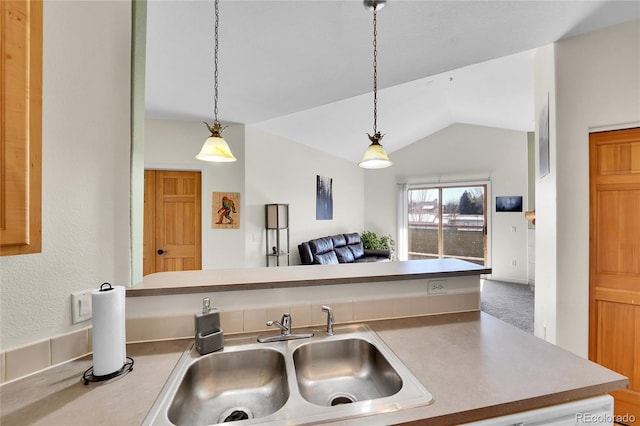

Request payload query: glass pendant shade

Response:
[359,132,392,169]
[196,134,237,162]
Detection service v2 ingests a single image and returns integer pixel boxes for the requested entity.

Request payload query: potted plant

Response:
[360,230,395,258]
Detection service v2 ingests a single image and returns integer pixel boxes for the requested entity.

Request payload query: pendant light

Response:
[359,0,392,169]
[196,0,237,162]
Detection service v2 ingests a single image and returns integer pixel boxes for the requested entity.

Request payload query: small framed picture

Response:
[213,192,240,229]
[496,196,523,212]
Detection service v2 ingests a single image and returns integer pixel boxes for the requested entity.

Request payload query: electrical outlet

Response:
[427,280,447,294]
[71,290,93,324]
[512,259,517,267]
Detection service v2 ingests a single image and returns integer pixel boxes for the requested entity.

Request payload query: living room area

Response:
[135,1,640,361]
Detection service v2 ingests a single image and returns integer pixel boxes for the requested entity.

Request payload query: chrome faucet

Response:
[266,313,292,336]
[258,313,314,343]
[322,305,334,335]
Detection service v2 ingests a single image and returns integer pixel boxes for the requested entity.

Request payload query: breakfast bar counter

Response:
[128,258,491,296]
[0,312,627,426]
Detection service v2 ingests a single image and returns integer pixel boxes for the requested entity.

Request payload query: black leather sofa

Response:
[298,233,391,265]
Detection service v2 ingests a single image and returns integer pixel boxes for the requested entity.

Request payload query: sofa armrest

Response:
[364,248,391,259]
[298,242,313,265]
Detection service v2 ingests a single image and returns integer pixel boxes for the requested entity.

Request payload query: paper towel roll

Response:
[92,283,126,376]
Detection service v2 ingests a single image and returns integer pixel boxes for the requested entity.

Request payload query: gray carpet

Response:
[481,279,534,334]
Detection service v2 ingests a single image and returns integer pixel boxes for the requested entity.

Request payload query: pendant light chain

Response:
[196,0,237,162]
[213,0,220,123]
[372,5,378,135]
[359,0,391,169]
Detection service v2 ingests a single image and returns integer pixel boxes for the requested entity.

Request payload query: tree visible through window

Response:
[408,185,487,266]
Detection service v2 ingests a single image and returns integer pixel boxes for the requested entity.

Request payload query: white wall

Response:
[533,43,558,345]
[144,122,365,269]
[552,19,640,357]
[144,118,246,269]
[244,127,365,266]
[0,1,132,351]
[364,123,530,283]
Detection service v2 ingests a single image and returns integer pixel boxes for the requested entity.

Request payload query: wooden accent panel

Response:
[1,0,42,255]
[595,188,640,276]
[596,140,640,175]
[590,128,640,421]
[595,287,640,306]
[143,170,156,276]
[595,301,637,380]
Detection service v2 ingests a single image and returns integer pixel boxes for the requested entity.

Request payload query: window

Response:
[407,184,487,266]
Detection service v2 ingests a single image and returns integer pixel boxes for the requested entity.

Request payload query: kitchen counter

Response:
[128,258,491,296]
[0,312,627,426]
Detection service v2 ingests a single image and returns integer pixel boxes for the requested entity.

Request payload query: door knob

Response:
[157,249,166,255]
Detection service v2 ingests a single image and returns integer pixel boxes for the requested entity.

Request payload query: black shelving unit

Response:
[265,204,290,266]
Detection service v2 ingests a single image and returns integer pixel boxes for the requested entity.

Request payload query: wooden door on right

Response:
[589,127,640,422]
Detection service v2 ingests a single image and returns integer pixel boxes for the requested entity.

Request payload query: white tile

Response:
[142,315,193,341]
[392,296,429,317]
[244,309,268,332]
[126,318,143,343]
[289,304,311,327]
[51,328,90,365]
[354,299,394,321]
[5,339,50,381]
[220,310,243,334]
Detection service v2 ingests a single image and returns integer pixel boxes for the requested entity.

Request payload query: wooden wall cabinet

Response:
[1,0,42,255]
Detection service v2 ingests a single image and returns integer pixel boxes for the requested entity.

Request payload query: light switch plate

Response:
[71,290,92,324]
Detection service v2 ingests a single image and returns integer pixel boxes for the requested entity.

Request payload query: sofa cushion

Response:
[330,234,347,248]
[344,232,361,245]
[355,256,378,263]
[313,251,339,265]
[364,248,391,258]
[334,246,355,263]
[309,237,334,255]
[348,242,365,259]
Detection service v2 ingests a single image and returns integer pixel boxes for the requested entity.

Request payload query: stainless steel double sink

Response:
[143,324,434,425]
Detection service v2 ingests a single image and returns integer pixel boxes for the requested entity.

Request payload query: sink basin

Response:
[143,324,434,425]
[167,348,288,425]
[293,338,402,406]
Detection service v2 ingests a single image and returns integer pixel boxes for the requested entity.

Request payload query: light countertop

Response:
[0,312,627,426]
[128,258,491,296]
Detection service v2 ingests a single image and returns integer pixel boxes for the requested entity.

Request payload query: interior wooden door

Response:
[589,127,640,421]
[143,170,202,275]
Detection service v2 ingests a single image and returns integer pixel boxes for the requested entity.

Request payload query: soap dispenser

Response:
[194,297,224,355]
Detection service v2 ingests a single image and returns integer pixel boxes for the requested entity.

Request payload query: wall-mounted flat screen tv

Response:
[496,196,523,212]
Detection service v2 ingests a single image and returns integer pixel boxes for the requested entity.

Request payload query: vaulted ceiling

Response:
[145,1,640,162]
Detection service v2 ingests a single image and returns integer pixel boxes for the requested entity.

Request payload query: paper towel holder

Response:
[82,282,134,385]
[83,356,134,385]
[99,282,114,292]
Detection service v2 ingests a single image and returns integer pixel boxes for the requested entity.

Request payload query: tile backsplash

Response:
[0,290,479,385]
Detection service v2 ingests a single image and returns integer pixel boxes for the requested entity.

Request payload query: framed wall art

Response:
[213,192,240,229]
[316,175,333,220]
